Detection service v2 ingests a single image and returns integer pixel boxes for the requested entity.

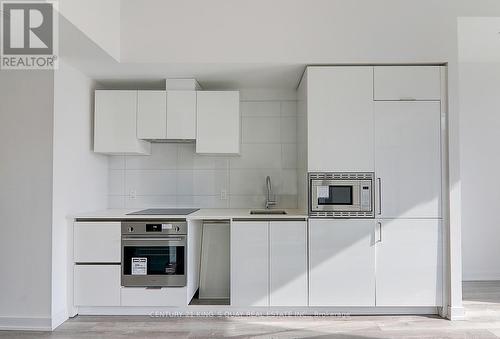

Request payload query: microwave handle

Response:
[377,177,382,215]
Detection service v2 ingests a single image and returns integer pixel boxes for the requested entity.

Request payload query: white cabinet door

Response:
[374,66,441,101]
[269,221,307,306]
[309,219,375,306]
[231,221,268,306]
[196,91,240,154]
[376,219,443,306]
[137,90,167,139]
[374,101,441,218]
[74,265,121,306]
[306,66,374,171]
[166,90,196,140]
[94,90,151,154]
[121,287,186,307]
[74,222,121,263]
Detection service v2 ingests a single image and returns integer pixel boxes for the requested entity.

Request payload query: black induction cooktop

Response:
[126,208,200,216]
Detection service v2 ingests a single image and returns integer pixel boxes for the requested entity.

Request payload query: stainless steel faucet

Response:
[265,176,277,209]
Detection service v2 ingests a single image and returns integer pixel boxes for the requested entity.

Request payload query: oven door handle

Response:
[122,237,184,241]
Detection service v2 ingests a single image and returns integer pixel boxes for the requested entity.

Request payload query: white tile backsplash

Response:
[241,101,280,117]
[108,170,125,195]
[282,144,298,169]
[280,101,298,116]
[125,143,177,169]
[241,116,281,143]
[107,95,298,209]
[125,170,177,195]
[280,117,297,143]
[230,144,282,169]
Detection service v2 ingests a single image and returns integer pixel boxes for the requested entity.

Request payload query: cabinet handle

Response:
[377,177,382,215]
[377,222,382,243]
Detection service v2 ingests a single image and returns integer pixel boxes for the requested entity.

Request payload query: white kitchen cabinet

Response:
[74,222,121,263]
[231,221,268,306]
[166,90,197,140]
[94,90,151,154]
[137,90,167,139]
[376,219,443,306]
[269,221,307,306]
[374,101,441,218]
[120,287,186,307]
[306,66,374,172]
[374,66,441,101]
[74,265,121,306]
[309,219,375,306]
[196,91,240,154]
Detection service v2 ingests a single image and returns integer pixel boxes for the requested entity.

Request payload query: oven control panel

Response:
[122,221,187,235]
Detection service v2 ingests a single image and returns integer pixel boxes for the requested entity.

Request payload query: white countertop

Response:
[73,208,308,221]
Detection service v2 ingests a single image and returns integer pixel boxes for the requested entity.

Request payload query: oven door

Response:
[311,179,363,212]
[121,236,186,287]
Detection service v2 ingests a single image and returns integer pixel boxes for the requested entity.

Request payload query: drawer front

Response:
[374,66,441,101]
[74,265,121,306]
[121,287,186,307]
[74,222,121,263]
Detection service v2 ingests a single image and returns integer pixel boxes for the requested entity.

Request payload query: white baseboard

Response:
[0,316,52,331]
[51,309,68,330]
[447,306,466,320]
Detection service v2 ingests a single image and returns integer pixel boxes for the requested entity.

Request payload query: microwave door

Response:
[317,185,353,206]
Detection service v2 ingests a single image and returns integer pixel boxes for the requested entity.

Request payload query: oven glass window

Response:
[318,185,353,205]
[123,246,185,275]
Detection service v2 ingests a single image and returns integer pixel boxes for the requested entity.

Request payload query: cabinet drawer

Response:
[74,222,121,263]
[121,287,186,307]
[374,66,441,101]
[74,265,121,306]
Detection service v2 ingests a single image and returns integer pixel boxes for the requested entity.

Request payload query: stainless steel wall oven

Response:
[121,221,187,287]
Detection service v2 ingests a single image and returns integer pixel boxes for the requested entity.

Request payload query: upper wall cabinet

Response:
[374,66,441,101]
[137,90,167,139]
[196,91,240,154]
[94,90,151,155]
[136,90,197,140]
[306,66,374,171]
[374,101,442,218]
[166,90,197,140]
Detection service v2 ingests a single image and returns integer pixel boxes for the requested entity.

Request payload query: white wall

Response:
[459,62,500,280]
[58,0,121,61]
[52,60,108,328]
[108,89,298,209]
[0,71,54,330]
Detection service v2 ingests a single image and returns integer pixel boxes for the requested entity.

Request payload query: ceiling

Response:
[58,1,500,89]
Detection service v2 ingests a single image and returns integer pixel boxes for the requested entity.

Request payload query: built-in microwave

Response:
[309,172,374,218]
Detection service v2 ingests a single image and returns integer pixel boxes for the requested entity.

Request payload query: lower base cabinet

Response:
[309,219,443,307]
[231,221,269,306]
[231,221,308,307]
[121,287,186,307]
[376,219,443,306]
[74,265,121,306]
[309,219,376,306]
[270,221,308,306]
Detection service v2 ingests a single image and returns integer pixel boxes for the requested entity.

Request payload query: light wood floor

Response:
[2,281,500,338]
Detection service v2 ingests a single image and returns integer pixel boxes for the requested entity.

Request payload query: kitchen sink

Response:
[249,209,287,215]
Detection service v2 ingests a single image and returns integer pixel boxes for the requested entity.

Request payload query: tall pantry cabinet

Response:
[302,65,445,307]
